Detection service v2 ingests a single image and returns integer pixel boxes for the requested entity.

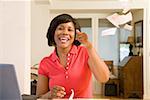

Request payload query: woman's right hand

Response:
[50,85,66,98]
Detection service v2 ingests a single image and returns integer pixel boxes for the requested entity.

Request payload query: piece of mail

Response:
[101,28,117,36]
[106,12,132,27]
[106,13,120,28]
[123,24,132,31]
[69,89,74,100]
[122,7,131,14]
[118,12,132,25]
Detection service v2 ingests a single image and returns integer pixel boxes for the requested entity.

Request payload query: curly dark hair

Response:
[46,14,81,46]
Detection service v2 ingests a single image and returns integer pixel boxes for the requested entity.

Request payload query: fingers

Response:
[56,90,66,98]
[51,85,66,98]
[76,30,88,43]
[76,29,82,34]
[53,85,65,91]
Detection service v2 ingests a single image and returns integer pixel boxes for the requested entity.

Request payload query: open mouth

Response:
[58,35,70,43]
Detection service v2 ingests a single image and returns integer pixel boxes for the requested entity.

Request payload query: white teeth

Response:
[59,37,68,43]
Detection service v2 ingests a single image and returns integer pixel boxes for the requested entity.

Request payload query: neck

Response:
[56,45,72,57]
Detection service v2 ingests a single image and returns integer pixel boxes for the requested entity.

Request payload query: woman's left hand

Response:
[76,30,92,49]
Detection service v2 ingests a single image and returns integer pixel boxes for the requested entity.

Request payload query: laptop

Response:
[0,64,22,100]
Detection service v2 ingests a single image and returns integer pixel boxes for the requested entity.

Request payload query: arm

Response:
[36,74,50,99]
[76,30,110,83]
[86,42,110,83]
[36,74,66,99]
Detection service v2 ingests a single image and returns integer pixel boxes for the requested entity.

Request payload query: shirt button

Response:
[67,62,69,65]
[66,67,69,70]
[65,71,68,74]
[67,53,70,56]
[65,76,69,79]
[67,58,70,60]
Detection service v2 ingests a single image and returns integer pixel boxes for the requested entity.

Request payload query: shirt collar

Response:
[69,45,78,55]
[51,45,78,62]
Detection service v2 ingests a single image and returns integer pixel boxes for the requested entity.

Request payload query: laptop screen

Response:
[0,64,22,100]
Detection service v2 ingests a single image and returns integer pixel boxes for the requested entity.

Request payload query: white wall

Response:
[144,0,150,98]
[31,1,54,66]
[0,1,30,94]
[0,1,2,61]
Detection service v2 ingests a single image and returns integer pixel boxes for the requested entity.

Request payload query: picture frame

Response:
[134,20,143,47]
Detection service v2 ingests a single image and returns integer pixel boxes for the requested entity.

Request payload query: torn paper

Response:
[122,7,131,14]
[106,12,132,27]
[106,13,120,28]
[69,89,74,100]
[101,28,117,36]
[123,24,132,31]
[118,12,132,25]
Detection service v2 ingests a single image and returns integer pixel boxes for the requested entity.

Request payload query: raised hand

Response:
[76,30,88,44]
[76,30,92,49]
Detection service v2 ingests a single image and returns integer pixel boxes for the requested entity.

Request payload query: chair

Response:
[104,61,119,96]
[104,60,114,75]
[31,64,38,95]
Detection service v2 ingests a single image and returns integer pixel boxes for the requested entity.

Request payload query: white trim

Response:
[143,2,150,99]
[49,0,146,10]
[143,8,147,99]
[24,1,31,94]
[93,17,99,50]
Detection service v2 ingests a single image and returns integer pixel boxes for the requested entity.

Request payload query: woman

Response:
[36,14,109,99]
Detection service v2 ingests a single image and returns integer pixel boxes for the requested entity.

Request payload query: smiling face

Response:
[54,22,75,49]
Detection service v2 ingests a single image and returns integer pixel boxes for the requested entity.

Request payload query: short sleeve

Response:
[77,46,89,64]
[81,46,89,61]
[38,58,49,77]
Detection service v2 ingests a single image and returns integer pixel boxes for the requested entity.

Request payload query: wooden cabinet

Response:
[119,56,143,98]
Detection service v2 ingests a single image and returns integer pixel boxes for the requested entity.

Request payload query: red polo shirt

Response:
[38,45,92,98]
